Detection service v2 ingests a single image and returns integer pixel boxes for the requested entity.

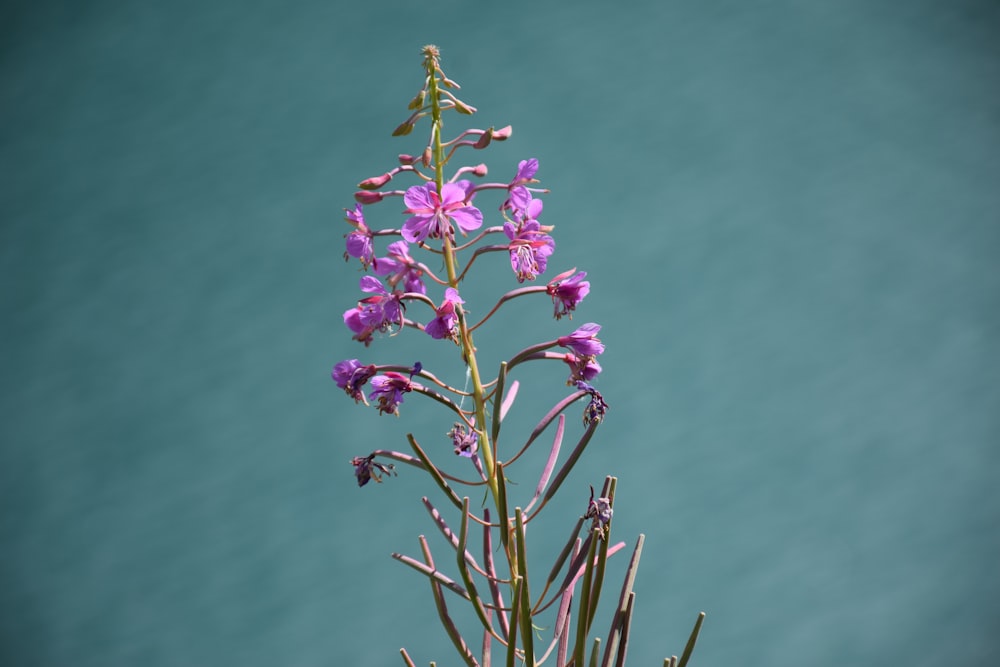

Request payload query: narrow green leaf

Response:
[676,612,705,667]
[573,529,600,667]
[601,534,644,667]
[589,637,602,667]
[506,576,522,667]
[408,434,463,510]
[490,361,507,445]
[391,551,470,600]
[456,497,505,644]
[514,509,535,667]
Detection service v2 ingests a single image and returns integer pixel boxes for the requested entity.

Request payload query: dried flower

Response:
[351,453,397,487]
[447,422,478,458]
[576,380,609,426]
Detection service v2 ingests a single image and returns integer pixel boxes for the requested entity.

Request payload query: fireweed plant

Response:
[332,46,704,667]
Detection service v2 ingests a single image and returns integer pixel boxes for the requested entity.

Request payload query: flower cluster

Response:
[328,45,703,666]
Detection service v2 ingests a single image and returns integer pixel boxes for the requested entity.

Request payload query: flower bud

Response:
[354,190,384,204]
[471,163,488,177]
[421,147,432,167]
[473,129,493,149]
[392,120,415,136]
[453,99,476,115]
[358,173,392,190]
[408,90,426,110]
[492,125,513,141]
[398,154,419,165]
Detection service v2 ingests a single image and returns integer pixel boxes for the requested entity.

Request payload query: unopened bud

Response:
[408,90,426,110]
[473,129,493,150]
[358,173,392,190]
[392,120,415,136]
[472,163,488,177]
[453,99,476,115]
[441,76,460,89]
[398,154,418,165]
[354,190,384,205]
[421,147,432,167]
[492,125,513,141]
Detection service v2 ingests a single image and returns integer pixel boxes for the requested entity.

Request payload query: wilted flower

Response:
[585,485,613,531]
[575,380,609,426]
[563,353,602,383]
[447,422,478,458]
[351,453,397,487]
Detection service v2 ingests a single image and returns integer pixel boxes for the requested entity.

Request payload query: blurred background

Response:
[2,1,998,665]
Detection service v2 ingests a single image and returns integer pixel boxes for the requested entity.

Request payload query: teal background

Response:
[2,1,998,665]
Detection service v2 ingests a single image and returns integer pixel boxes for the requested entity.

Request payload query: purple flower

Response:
[369,371,419,415]
[402,181,483,244]
[508,186,543,223]
[558,323,605,357]
[374,240,426,294]
[343,308,376,346]
[512,158,539,185]
[343,204,374,269]
[332,359,377,403]
[501,158,543,211]
[344,277,405,344]
[357,275,404,327]
[547,269,590,319]
[563,353,602,383]
[424,287,464,341]
[504,220,554,282]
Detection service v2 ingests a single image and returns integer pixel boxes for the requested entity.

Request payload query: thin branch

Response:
[391,551,470,600]
[469,286,548,332]
[527,422,600,521]
[505,391,586,469]
[422,497,499,580]
[522,414,565,516]
[420,536,479,667]
[532,517,585,614]
[457,498,510,646]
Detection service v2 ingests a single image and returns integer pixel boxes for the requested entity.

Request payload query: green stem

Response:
[425,48,500,510]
